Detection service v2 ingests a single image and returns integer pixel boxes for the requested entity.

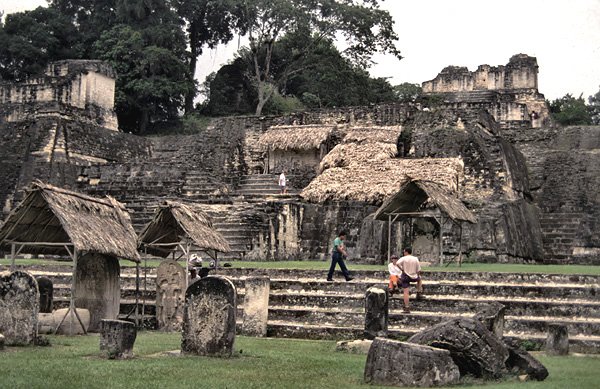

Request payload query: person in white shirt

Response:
[387,254,401,294]
[397,247,423,313]
[279,170,287,194]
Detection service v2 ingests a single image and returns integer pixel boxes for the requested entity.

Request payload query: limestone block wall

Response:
[0,60,118,131]
[502,126,600,264]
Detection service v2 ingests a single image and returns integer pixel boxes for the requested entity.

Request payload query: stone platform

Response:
[17,265,600,354]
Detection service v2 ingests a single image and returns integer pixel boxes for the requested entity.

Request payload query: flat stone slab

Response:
[364,338,460,387]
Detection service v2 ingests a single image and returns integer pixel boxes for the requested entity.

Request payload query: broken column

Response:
[156,259,186,331]
[0,271,39,346]
[364,287,388,340]
[364,338,460,387]
[181,275,236,357]
[242,276,270,337]
[36,277,53,314]
[545,323,569,355]
[99,319,137,359]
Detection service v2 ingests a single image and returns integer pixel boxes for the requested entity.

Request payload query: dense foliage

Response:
[548,93,593,126]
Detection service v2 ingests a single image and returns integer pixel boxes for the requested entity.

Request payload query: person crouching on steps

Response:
[397,247,423,313]
[388,254,401,294]
[327,231,354,282]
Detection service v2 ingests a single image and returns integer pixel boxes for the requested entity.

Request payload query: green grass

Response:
[2,258,600,275]
[0,333,599,389]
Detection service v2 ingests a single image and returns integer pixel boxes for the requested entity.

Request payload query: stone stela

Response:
[181,276,237,357]
[0,271,39,346]
[156,260,186,332]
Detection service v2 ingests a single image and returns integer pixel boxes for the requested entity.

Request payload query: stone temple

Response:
[0,54,599,266]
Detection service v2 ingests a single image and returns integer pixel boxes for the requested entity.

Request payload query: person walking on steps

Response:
[327,231,354,282]
[397,247,423,313]
[279,170,287,194]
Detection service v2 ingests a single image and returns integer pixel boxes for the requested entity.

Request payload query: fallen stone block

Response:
[409,317,508,379]
[364,337,460,387]
[504,338,548,381]
[99,319,137,359]
[336,339,372,354]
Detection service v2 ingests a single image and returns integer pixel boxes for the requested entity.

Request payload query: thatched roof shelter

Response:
[0,182,139,261]
[302,138,463,204]
[374,180,477,223]
[138,200,231,258]
[259,124,336,150]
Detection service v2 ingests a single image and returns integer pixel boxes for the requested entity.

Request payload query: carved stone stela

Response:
[156,260,186,331]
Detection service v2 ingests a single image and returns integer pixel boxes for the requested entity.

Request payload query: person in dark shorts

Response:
[327,231,354,282]
[397,247,423,313]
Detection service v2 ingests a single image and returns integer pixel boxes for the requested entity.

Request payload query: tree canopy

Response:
[548,93,593,126]
[240,0,402,115]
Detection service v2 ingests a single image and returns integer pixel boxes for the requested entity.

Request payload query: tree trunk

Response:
[185,23,199,115]
[139,110,149,135]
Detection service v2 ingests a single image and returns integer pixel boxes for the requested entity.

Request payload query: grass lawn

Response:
[0,332,599,389]
[1,258,600,275]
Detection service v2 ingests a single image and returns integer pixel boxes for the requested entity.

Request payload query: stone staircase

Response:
[19,265,600,354]
[236,174,300,201]
[539,212,585,263]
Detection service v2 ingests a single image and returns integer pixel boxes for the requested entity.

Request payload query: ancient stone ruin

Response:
[241,276,270,337]
[0,271,39,346]
[155,259,186,332]
[181,276,237,357]
[1,55,598,265]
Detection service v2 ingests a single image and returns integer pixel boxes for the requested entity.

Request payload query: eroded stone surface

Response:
[546,323,569,355]
[242,276,270,337]
[181,276,236,357]
[156,260,186,332]
[336,339,372,354]
[409,317,508,378]
[474,301,506,338]
[364,287,388,339]
[36,277,53,314]
[504,338,548,381]
[0,271,39,346]
[74,253,120,332]
[364,337,460,387]
[99,319,137,359]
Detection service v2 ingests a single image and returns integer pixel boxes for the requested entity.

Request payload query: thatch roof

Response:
[342,125,401,144]
[259,124,336,151]
[374,179,477,223]
[319,142,398,173]
[302,137,463,203]
[0,182,139,261]
[138,200,231,257]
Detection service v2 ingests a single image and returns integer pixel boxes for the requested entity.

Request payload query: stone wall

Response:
[0,60,118,131]
[422,54,550,128]
[502,126,600,264]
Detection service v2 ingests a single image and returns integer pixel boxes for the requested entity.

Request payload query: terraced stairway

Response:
[236,174,300,201]
[18,265,600,354]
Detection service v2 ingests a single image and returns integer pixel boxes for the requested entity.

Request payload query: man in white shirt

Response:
[279,170,287,194]
[397,247,423,313]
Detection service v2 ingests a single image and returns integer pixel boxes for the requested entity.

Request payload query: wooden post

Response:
[458,224,463,267]
[142,246,148,330]
[10,243,15,272]
[135,262,140,328]
[438,217,444,266]
[55,246,86,334]
[387,214,392,264]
